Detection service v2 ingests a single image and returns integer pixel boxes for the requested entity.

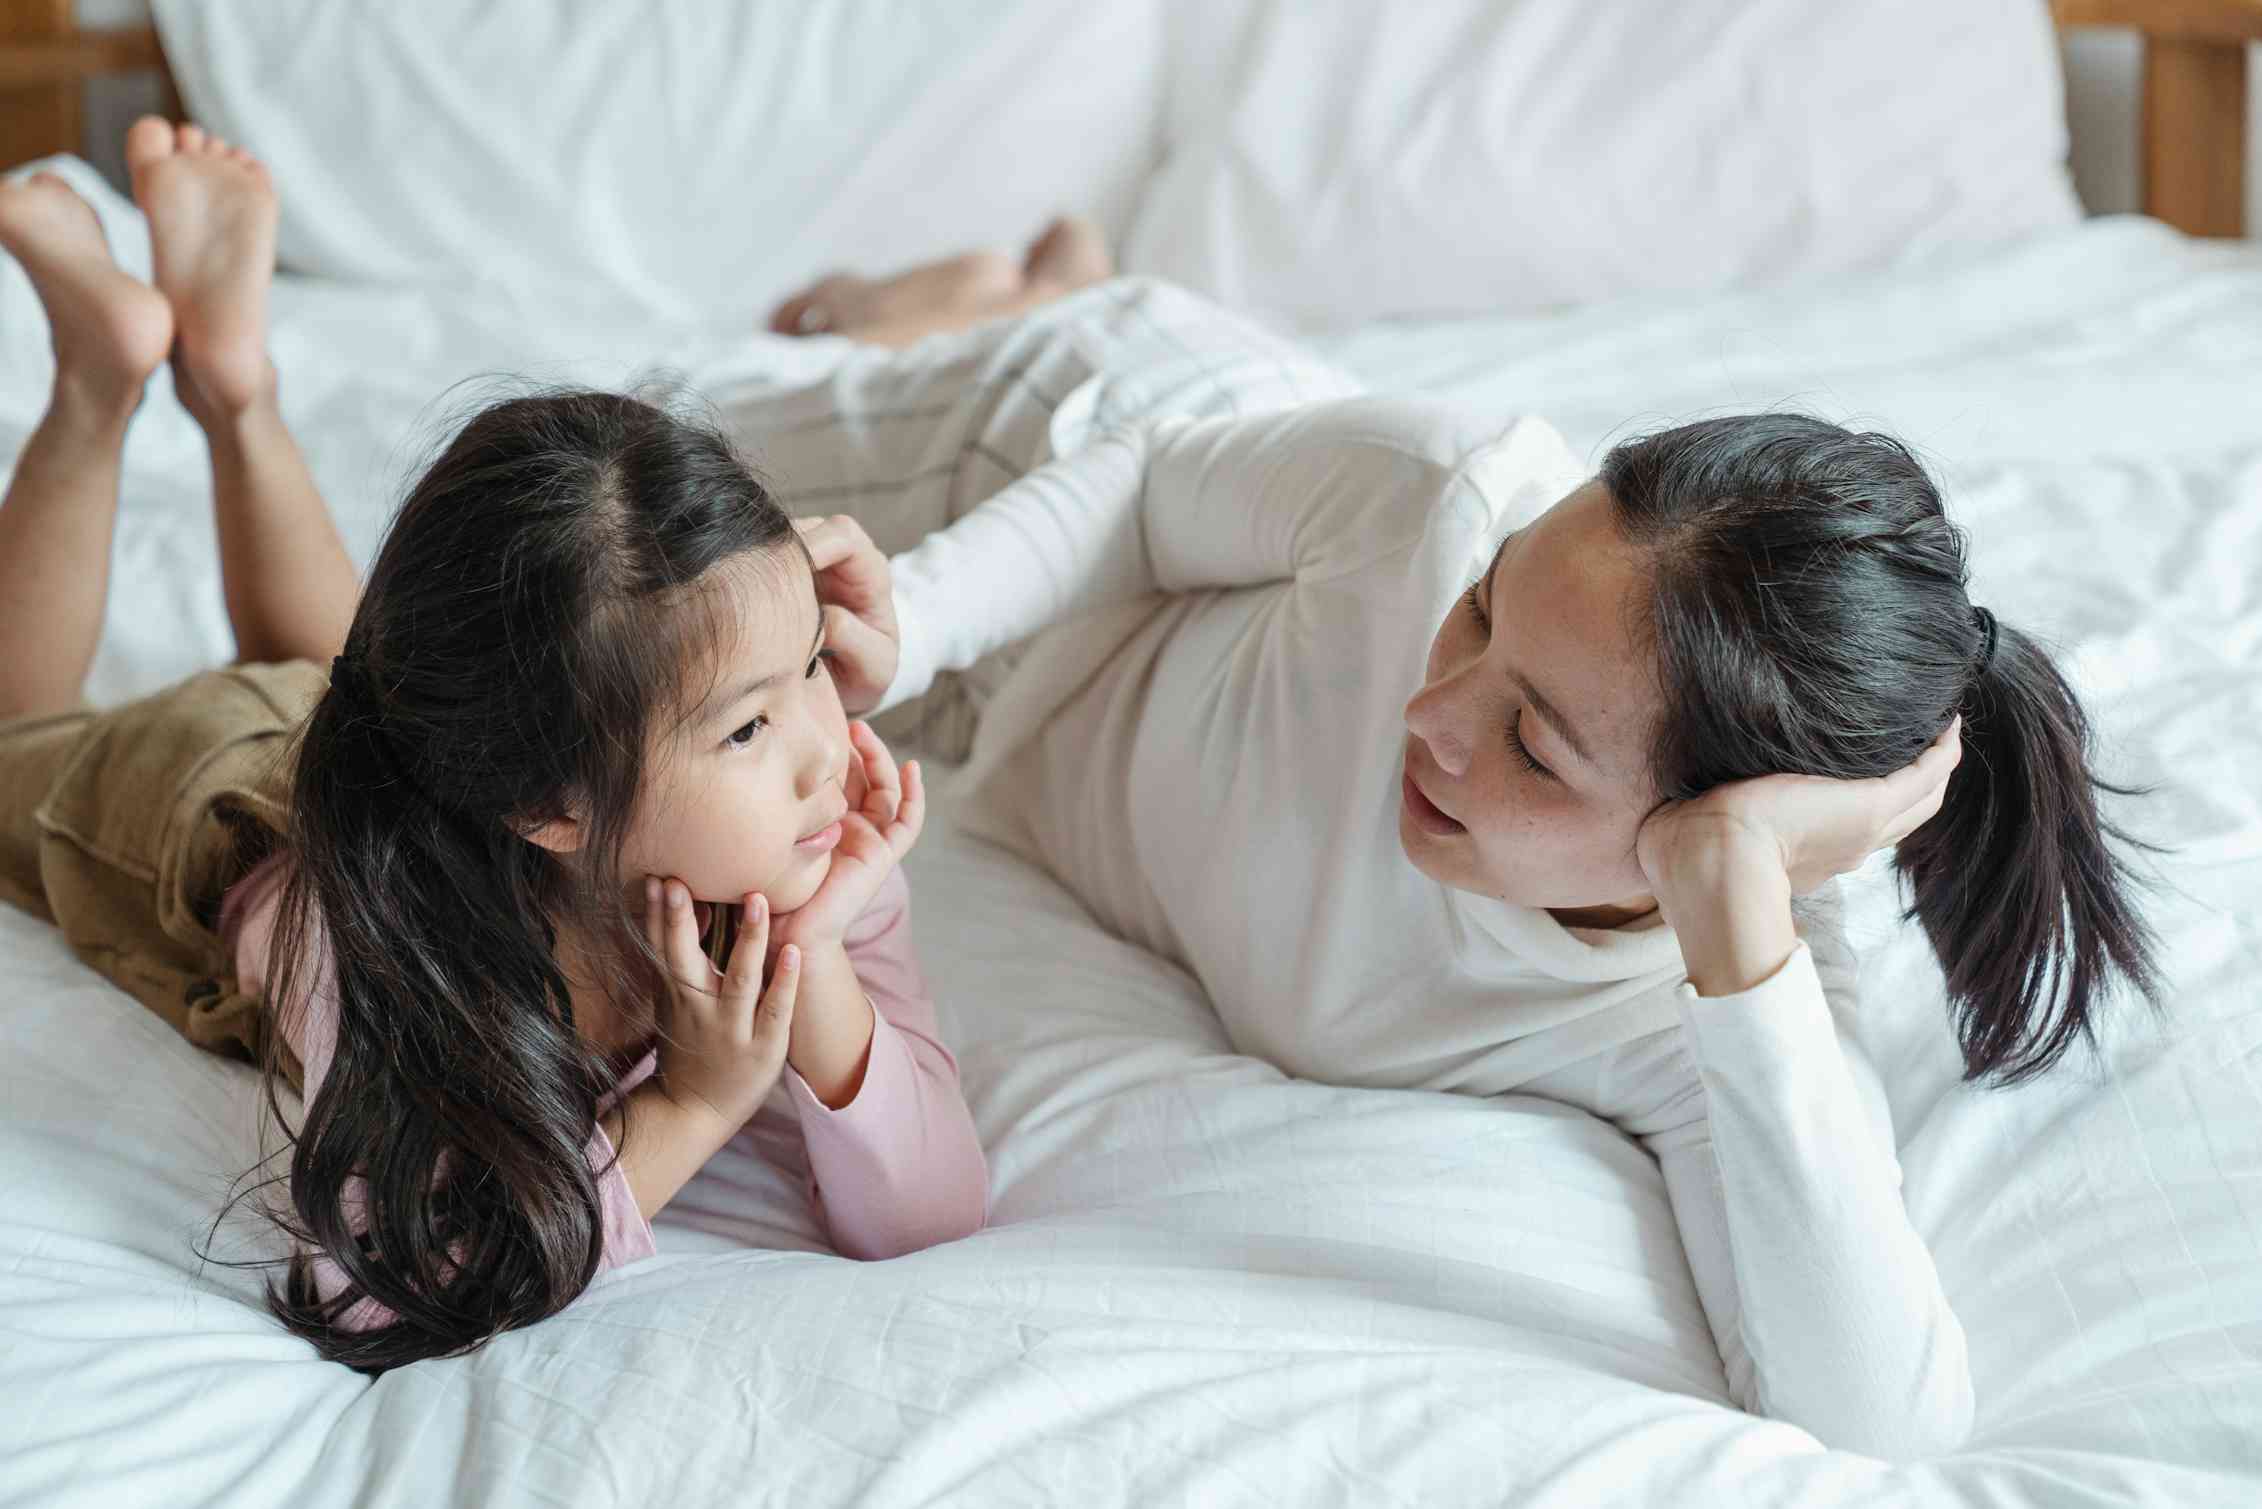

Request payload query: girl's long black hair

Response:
[245,388,794,1371]
[1602,414,2160,1083]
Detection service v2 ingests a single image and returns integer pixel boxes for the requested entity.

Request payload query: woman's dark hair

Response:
[1602,413,2160,1084]
[247,388,795,1372]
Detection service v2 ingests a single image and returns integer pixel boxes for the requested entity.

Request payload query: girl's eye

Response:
[1463,578,1490,629]
[725,714,768,750]
[807,651,832,680]
[1508,715,1555,780]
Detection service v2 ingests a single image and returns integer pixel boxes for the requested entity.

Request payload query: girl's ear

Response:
[513,809,584,854]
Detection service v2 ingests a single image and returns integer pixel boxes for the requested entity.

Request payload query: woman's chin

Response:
[1397,818,1469,888]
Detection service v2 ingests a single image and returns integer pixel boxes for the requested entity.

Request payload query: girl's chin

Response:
[761,851,832,912]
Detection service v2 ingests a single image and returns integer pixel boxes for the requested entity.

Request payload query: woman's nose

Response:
[1404,678,1473,778]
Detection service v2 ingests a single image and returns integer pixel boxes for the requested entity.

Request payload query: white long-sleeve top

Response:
[728,279,1974,1457]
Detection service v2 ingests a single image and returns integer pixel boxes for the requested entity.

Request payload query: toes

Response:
[1024,215,1111,290]
[125,115,175,170]
[178,125,207,153]
[769,279,848,337]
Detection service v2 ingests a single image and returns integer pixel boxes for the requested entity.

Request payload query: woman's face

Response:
[1400,480,1665,918]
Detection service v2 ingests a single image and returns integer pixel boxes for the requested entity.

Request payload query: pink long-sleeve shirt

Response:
[221,856,987,1327]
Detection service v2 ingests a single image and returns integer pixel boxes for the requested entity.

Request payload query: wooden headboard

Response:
[3,2,2258,236]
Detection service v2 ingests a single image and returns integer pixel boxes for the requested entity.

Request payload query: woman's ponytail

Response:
[1603,414,2163,1091]
[1893,612,2163,1082]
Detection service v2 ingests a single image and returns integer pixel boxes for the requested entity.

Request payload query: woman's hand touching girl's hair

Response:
[796,515,898,716]
[773,719,926,952]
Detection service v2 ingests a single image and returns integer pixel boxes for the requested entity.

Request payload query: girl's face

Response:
[1399,481,1666,920]
[625,551,852,915]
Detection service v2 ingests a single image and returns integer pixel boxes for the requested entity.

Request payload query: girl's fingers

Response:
[721,892,769,1018]
[660,879,715,996]
[852,720,902,825]
[643,876,665,961]
[754,944,802,1053]
[888,758,927,859]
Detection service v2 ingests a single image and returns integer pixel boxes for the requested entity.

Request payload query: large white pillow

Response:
[151,0,1165,324]
[1120,0,2083,331]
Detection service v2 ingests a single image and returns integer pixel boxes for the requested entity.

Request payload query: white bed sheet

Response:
[2,163,2258,1506]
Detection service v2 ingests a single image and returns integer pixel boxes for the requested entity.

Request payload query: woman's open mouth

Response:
[1401,766,1466,837]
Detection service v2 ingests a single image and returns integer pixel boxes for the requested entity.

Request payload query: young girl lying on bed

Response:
[0,121,986,1373]
[734,262,2159,1460]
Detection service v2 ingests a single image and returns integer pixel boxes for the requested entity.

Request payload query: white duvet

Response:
[2,163,2258,1507]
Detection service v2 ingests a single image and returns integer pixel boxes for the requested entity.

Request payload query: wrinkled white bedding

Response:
[2,164,2258,1506]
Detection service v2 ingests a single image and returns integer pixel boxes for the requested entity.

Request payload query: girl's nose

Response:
[804,718,848,798]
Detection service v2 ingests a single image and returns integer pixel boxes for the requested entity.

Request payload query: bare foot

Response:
[1022,216,1112,297]
[769,248,1023,345]
[766,216,1114,348]
[125,116,279,417]
[0,172,172,412]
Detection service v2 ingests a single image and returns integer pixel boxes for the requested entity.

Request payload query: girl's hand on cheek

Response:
[647,876,801,1134]
[772,720,926,950]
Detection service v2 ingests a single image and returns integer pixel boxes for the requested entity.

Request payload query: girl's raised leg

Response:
[126,117,359,667]
[0,173,173,720]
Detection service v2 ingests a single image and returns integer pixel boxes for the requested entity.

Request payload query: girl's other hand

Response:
[646,876,801,1134]
[772,720,926,950]
[796,514,899,716]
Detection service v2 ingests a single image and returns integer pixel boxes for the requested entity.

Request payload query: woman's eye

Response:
[725,715,768,750]
[806,651,832,680]
[1463,579,1489,628]
[1508,716,1555,780]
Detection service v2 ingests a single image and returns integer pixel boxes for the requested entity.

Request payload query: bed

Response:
[2,3,2259,1506]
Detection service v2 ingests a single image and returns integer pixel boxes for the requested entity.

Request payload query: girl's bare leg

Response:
[0,174,174,720]
[126,116,358,667]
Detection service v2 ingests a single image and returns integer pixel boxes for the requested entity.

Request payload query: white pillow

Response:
[151,0,1165,324]
[1120,0,2083,330]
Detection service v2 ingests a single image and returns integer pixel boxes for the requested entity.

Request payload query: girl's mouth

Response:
[795,820,843,852]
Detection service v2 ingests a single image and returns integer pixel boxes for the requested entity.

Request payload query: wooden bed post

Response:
[2146,34,2249,235]
[0,0,78,173]
[2055,0,2262,238]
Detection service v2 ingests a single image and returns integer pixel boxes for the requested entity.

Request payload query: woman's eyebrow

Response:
[1509,670,1597,768]
[1483,533,1596,768]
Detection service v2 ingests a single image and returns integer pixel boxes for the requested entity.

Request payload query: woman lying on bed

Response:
[735,251,2160,1459]
[0,125,986,1374]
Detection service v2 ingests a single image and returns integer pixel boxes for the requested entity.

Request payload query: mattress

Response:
[2,162,2258,1506]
